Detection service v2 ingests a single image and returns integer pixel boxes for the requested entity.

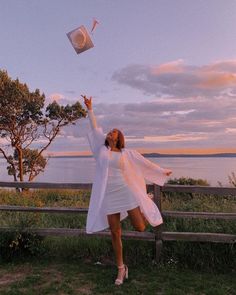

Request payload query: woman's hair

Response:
[105,129,125,150]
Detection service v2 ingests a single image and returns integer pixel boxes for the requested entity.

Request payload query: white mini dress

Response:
[102,151,139,215]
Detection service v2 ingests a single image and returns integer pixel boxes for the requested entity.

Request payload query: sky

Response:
[1,0,236,154]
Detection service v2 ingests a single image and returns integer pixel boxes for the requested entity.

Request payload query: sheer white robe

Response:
[85,109,171,233]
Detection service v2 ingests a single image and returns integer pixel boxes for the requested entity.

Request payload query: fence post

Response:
[153,184,163,263]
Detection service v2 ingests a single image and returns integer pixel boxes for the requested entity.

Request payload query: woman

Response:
[82,95,172,285]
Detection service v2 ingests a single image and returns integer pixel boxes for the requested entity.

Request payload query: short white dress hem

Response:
[102,151,139,215]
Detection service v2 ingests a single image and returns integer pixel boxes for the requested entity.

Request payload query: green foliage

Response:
[0,71,44,126]
[0,70,86,181]
[0,212,45,262]
[0,230,44,262]
[167,177,209,186]
[7,148,47,180]
[162,241,236,272]
[166,177,210,202]
[0,207,46,262]
[0,189,90,207]
[46,101,86,124]
[0,186,235,271]
[0,260,235,295]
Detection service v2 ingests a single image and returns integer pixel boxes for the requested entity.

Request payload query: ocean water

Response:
[0,157,235,186]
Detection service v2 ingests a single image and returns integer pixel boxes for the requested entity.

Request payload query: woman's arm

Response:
[88,109,98,129]
[82,95,98,129]
[82,95,105,159]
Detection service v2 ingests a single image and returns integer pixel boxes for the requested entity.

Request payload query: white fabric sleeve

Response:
[130,150,171,186]
[87,109,98,129]
[86,109,106,159]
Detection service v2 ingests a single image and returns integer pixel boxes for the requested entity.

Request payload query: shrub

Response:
[0,229,44,262]
[0,212,45,262]
[167,177,209,186]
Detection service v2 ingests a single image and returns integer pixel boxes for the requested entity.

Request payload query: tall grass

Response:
[0,187,235,271]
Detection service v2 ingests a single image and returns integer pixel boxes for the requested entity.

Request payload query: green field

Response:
[0,259,236,295]
[0,187,235,294]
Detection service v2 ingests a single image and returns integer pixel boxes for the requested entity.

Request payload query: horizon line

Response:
[44,147,236,157]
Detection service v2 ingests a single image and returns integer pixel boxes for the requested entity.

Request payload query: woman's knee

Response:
[110,227,122,238]
[136,224,146,232]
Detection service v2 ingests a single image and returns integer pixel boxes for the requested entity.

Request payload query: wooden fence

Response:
[0,181,235,262]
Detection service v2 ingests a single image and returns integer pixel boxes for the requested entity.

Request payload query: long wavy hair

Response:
[105,129,125,151]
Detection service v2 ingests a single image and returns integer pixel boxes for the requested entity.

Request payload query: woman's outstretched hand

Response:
[81,95,92,110]
[165,169,172,176]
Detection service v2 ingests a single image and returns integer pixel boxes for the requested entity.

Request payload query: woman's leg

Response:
[107,212,127,283]
[127,206,148,232]
[107,212,123,266]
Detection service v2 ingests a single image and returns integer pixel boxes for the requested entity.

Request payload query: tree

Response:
[0,70,86,182]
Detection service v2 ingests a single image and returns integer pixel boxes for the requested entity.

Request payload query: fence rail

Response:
[0,181,235,261]
[161,185,236,195]
[1,205,235,220]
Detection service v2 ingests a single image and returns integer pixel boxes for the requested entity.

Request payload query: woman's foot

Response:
[115,264,128,285]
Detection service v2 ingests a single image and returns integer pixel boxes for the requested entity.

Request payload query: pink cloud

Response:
[202,60,236,73]
[112,59,236,97]
[48,93,64,102]
[151,59,185,74]
[195,71,236,89]
[125,133,208,143]
[225,128,236,134]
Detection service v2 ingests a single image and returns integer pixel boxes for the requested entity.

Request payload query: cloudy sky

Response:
[1,0,236,154]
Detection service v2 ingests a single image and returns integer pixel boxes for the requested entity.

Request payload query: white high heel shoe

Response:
[115,264,128,285]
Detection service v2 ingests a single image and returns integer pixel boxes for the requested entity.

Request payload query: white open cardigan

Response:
[85,110,171,233]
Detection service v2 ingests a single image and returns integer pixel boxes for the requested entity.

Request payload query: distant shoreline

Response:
[143,153,236,158]
[44,153,236,159]
[2,153,235,160]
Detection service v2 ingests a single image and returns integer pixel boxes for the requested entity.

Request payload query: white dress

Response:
[86,109,171,233]
[102,151,139,215]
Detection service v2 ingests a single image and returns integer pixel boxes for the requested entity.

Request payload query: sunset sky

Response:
[1,0,236,154]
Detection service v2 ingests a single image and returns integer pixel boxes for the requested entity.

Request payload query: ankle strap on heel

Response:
[117,264,125,269]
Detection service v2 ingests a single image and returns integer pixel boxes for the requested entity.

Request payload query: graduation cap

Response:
[67,25,94,54]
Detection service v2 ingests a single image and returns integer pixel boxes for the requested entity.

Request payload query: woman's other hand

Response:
[81,95,92,110]
[165,169,172,176]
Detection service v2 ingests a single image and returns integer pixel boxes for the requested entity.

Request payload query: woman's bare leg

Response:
[127,206,148,231]
[107,212,126,282]
[107,212,123,266]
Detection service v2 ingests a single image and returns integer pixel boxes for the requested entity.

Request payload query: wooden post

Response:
[153,184,163,263]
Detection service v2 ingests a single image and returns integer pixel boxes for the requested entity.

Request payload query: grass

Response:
[0,189,235,233]
[0,188,235,272]
[0,259,235,295]
[0,189,90,208]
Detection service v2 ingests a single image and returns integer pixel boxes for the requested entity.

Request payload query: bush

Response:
[0,185,235,272]
[0,211,45,262]
[167,177,209,186]
[0,229,44,262]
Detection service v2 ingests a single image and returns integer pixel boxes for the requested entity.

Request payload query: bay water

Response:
[0,157,235,186]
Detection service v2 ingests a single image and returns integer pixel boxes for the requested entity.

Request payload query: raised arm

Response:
[82,95,105,159]
[82,95,98,129]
